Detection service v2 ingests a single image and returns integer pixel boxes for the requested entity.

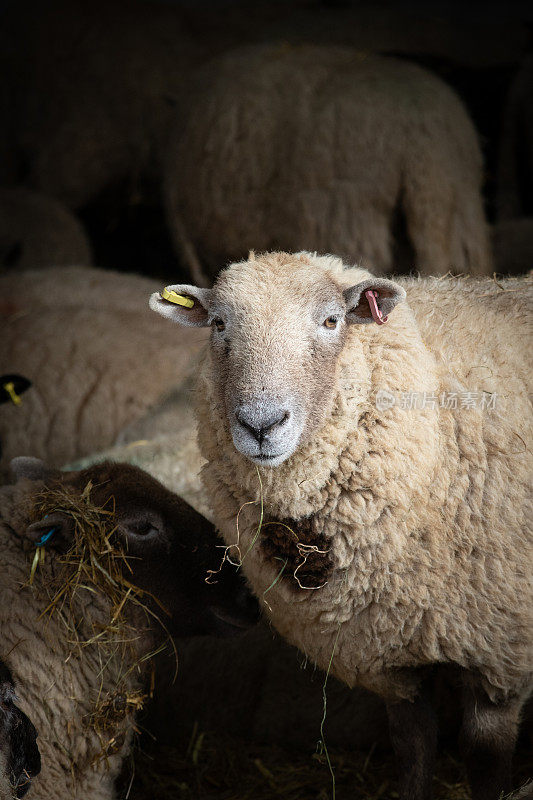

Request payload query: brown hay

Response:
[26,481,177,761]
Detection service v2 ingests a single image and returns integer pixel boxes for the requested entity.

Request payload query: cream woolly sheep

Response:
[0,660,40,799]
[0,266,208,478]
[1,457,258,800]
[0,188,92,272]
[164,46,493,280]
[150,251,532,800]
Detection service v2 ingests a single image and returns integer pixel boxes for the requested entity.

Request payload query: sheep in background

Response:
[150,251,532,800]
[0,266,208,478]
[2,457,258,800]
[3,1,526,213]
[164,46,493,280]
[0,660,40,800]
[115,377,197,449]
[0,188,92,272]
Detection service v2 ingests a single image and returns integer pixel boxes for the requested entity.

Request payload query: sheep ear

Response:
[26,511,74,551]
[344,279,406,325]
[149,284,212,327]
[10,457,60,483]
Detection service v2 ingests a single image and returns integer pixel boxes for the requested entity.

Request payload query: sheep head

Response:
[10,458,260,638]
[150,252,405,466]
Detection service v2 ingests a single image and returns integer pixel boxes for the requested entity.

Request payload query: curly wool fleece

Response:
[195,252,532,704]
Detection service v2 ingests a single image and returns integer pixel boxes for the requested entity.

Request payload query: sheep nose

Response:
[235,407,290,444]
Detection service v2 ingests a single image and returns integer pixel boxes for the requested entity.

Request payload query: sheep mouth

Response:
[249,451,289,466]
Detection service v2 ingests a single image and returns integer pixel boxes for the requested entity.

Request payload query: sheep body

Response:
[165,46,492,277]
[0,188,92,271]
[0,266,208,476]
[192,254,531,705]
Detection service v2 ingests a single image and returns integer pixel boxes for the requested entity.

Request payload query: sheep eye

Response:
[213,318,225,332]
[324,316,338,329]
[125,521,159,539]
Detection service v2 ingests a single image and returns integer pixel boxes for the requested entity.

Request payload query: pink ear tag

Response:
[365,290,388,325]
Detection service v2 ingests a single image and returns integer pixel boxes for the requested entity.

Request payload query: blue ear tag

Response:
[29,525,57,584]
[36,528,56,547]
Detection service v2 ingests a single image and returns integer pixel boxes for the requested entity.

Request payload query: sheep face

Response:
[12,459,259,638]
[0,662,40,799]
[150,253,405,466]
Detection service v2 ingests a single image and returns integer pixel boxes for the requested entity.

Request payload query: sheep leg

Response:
[460,673,522,800]
[386,689,438,800]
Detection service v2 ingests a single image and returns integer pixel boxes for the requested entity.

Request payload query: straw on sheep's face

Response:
[150,254,405,466]
[11,459,259,637]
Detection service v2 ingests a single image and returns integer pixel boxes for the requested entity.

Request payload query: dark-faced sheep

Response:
[1,458,258,799]
[150,250,532,800]
[0,660,40,800]
[164,45,493,280]
[0,266,208,478]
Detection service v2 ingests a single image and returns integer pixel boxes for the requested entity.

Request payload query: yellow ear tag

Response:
[161,287,195,308]
[3,381,21,406]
